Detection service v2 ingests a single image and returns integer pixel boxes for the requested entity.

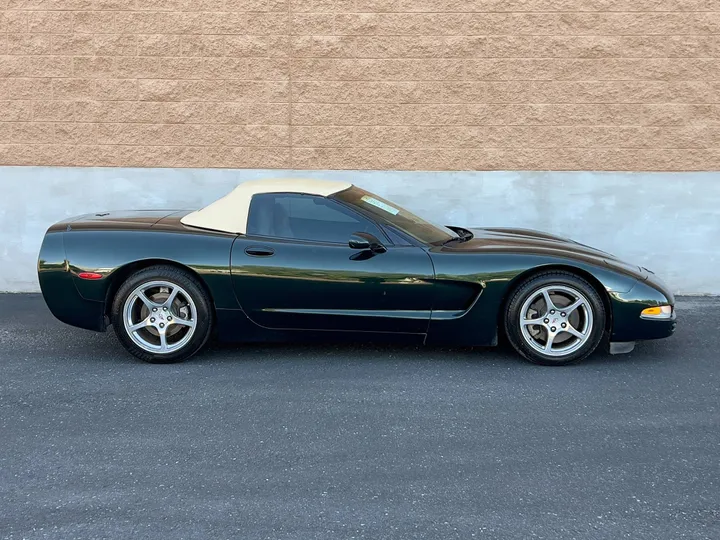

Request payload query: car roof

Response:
[180,177,353,234]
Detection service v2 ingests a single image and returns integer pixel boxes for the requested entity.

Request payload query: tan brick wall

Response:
[1,0,719,170]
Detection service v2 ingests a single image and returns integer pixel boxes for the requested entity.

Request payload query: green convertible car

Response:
[38,178,675,365]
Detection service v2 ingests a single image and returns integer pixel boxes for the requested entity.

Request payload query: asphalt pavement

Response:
[0,294,718,540]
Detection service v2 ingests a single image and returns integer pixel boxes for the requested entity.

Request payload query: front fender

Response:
[425,252,646,346]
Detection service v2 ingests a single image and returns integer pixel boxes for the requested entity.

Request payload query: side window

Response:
[247,193,386,244]
[383,225,413,246]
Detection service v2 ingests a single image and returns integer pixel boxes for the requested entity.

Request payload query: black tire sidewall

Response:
[504,272,606,366]
[111,266,213,363]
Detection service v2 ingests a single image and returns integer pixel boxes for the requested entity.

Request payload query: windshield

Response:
[332,187,458,245]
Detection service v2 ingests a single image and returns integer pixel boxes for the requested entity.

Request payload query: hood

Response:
[445,227,648,279]
[61,210,180,231]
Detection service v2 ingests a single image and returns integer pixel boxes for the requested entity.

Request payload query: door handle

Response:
[245,246,275,257]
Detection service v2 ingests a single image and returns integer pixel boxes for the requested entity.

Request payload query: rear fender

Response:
[61,229,238,309]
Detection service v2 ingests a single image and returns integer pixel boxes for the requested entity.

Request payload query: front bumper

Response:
[610,278,677,343]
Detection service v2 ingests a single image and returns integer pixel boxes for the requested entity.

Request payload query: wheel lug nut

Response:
[561,323,567,328]
[159,323,165,328]
[550,310,555,314]
[543,318,549,324]
[152,307,157,312]
[150,317,155,323]
[561,312,566,317]
[163,307,168,311]
[167,316,172,321]
[550,326,556,332]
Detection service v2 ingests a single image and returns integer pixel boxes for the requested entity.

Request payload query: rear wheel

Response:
[504,272,606,366]
[111,266,213,363]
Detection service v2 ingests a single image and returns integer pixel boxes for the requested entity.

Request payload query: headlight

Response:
[640,305,673,319]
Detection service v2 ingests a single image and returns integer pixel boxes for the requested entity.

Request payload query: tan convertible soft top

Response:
[180,178,352,234]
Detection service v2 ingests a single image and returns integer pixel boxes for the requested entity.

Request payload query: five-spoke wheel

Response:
[519,285,593,357]
[123,280,198,354]
[111,266,212,363]
[505,272,606,365]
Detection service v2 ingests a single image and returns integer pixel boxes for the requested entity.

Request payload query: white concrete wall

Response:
[1,166,718,294]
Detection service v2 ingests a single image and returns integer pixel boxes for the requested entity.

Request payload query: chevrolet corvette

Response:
[38,178,676,365]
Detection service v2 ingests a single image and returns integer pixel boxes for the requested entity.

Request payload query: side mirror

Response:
[349,232,386,254]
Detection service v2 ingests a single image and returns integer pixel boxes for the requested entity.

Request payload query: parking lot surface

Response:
[0,295,718,539]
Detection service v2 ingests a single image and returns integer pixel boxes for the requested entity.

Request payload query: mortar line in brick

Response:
[288,102,720,105]
[282,34,720,37]
[280,146,719,149]
[318,11,720,14]
[283,57,720,60]
[5,7,720,12]
[288,0,294,168]
[287,124,655,127]
[290,79,720,82]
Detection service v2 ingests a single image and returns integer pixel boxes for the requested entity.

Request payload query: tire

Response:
[111,265,213,363]
[504,271,606,366]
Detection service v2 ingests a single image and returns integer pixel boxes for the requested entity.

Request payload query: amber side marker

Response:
[640,305,673,319]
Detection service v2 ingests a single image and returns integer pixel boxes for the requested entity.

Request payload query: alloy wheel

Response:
[519,285,594,357]
[122,280,198,354]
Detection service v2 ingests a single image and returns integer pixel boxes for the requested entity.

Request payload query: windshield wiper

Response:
[442,226,473,245]
[445,228,473,244]
[458,228,473,242]
[443,236,462,245]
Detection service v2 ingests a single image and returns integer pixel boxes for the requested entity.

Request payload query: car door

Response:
[230,193,435,333]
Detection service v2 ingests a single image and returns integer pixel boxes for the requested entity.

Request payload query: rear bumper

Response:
[38,231,106,332]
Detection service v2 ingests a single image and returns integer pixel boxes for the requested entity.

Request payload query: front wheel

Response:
[504,272,606,366]
[111,265,213,363]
